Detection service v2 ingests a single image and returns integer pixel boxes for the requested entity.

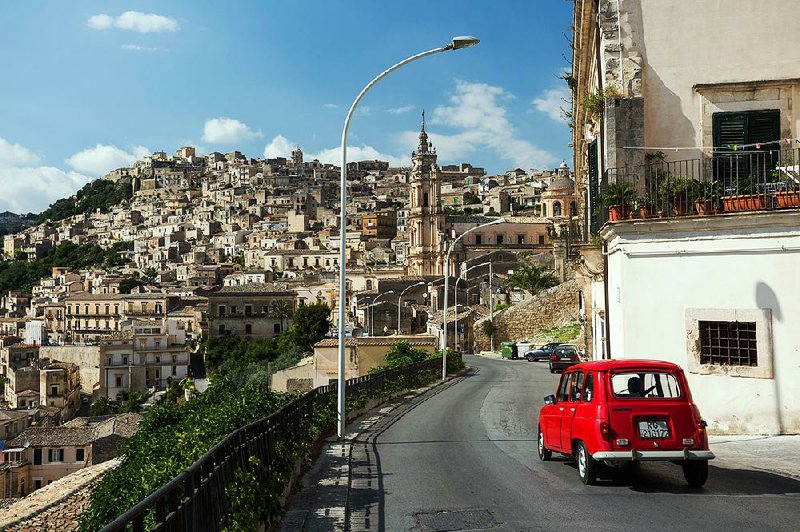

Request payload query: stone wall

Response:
[474,279,579,351]
[0,458,118,531]
[40,345,100,394]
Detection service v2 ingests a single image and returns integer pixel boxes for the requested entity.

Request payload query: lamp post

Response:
[369,290,394,337]
[336,36,480,439]
[454,261,490,351]
[442,217,504,380]
[398,281,426,334]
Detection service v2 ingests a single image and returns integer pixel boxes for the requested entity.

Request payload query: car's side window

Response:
[570,372,584,402]
[582,373,594,402]
[556,374,570,402]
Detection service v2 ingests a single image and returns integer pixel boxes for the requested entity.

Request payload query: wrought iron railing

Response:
[100,354,454,531]
[594,148,800,226]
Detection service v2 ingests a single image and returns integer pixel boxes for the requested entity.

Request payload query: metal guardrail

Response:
[595,148,800,226]
[101,354,453,531]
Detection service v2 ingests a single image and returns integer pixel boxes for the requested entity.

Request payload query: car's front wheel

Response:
[526,354,535,362]
[576,441,597,485]
[537,428,552,461]
[682,459,708,487]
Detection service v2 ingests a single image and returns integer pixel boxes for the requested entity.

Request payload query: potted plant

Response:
[634,195,657,219]
[695,180,721,215]
[775,178,800,208]
[659,177,699,216]
[602,182,635,221]
[721,174,769,212]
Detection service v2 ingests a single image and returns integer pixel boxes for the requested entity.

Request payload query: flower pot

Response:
[721,194,769,212]
[638,205,657,219]
[694,199,718,215]
[775,190,800,209]
[608,204,631,221]
[670,199,691,216]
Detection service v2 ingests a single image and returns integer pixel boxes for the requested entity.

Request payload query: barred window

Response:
[699,320,757,366]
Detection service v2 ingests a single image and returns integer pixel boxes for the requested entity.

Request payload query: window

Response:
[48,448,65,462]
[105,304,110,315]
[218,305,226,317]
[553,202,562,216]
[155,304,163,314]
[556,374,571,402]
[50,385,58,396]
[122,356,128,365]
[582,373,594,402]
[230,305,237,315]
[699,320,757,366]
[570,202,577,217]
[517,234,524,245]
[218,324,226,335]
[33,448,42,465]
[496,234,504,245]
[115,375,122,388]
[94,304,100,314]
[570,372,584,402]
[712,110,780,185]
[34,479,42,490]
[611,372,682,399]
[245,305,252,316]
[475,235,482,245]
[423,192,429,207]
[274,323,282,334]
[245,324,252,334]
[171,366,177,376]
[76,448,85,462]
[114,304,119,314]
[538,235,545,245]
[542,203,548,217]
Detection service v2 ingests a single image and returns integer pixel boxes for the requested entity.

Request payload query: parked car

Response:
[548,344,580,373]
[537,359,714,486]
[525,342,562,362]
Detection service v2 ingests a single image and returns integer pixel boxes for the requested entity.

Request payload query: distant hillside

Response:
[0,212,36,236]
[35,176,133,224]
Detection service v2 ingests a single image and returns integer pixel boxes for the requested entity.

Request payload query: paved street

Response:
[340,355,800,531]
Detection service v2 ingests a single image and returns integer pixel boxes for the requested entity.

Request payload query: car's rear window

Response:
[610,371,681,399]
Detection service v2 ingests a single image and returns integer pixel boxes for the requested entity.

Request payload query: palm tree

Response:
[269,300,292,334]
[504,260,559,296]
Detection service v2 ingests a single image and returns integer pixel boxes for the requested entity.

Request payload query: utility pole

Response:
[489,260,494,352]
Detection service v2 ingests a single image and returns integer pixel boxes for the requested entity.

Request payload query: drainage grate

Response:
[414,508,499,531]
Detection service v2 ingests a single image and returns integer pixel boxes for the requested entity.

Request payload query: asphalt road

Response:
[348,355,800,531]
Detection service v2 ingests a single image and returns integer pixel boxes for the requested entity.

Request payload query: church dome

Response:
[548,174,575,191]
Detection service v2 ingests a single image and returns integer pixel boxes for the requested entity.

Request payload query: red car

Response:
[537,359,714,486]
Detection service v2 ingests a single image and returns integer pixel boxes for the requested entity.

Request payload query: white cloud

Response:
[387,105,415,115]
[88,11,178,33]
[401,79,559,170]
[307,145,405,168]
[0,137,41,168]
[533,87,571,122]
[202,117,262,144]
[66,144,150,176]
[121,44,161,52]
[263,135,295,159]
[0,167,91,214]
[323,103,338,109]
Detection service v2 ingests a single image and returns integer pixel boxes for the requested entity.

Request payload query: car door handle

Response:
[570,408,575,412]
[559,407,564,412]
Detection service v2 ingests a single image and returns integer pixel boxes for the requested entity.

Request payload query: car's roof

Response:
[567,359,683,372]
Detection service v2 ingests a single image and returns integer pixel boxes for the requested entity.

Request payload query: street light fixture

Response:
[397,281,426,334]
[369,291,395,337]
[442,217,505,380]
[336,37,480,439]
[454,261,490,350]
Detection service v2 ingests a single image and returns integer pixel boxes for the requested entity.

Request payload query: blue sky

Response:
[0,1,573,213]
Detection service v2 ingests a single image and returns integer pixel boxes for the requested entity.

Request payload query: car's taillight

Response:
[600,421,610,441]
[691,403,708,446]
[550,354,557,362]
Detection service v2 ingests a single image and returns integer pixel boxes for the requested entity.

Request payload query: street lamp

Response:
[336,36,480,439]
[454,261,490,351]
[397,281,426,334]
[369,291,394,337]
[442,217,505,380]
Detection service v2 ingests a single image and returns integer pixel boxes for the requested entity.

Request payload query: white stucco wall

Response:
[636,0,800,158]
[602,211,800,434]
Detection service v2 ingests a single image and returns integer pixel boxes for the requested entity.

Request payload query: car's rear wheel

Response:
[526,354,535,362]
[537,428,552,461]
[576,441,597,485]
[682,459,708,487]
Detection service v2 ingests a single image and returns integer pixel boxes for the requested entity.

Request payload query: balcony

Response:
[594,148,800,228]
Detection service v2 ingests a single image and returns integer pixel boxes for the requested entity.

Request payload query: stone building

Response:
[3,359,80,422]
[206,283,298,339]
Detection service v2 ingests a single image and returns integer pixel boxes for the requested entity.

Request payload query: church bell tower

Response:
[406,112,445,276]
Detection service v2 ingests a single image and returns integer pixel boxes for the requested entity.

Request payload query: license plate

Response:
[638,420,669,439]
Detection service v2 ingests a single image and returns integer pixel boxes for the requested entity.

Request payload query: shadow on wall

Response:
[755,281,782,322]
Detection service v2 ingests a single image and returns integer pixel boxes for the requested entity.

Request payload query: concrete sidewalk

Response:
[709,434,800,480]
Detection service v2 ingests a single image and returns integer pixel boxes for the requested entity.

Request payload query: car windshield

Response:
[610,371,682,399]
[556,348,577,356]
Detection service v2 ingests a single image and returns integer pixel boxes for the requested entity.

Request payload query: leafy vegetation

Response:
[89,392,148,416]
[532,322,582,344]
[503,255,559,296]
[0,240,132,295]
[35,177,133,224]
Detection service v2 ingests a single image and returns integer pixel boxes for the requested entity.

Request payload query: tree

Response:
[232,251,245,269]
[269,300,292,334]
[383,340,429,368]
[118,275,145,294]
[141,267,159,285]
[504,257,559,296]
[285,302,331,353]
